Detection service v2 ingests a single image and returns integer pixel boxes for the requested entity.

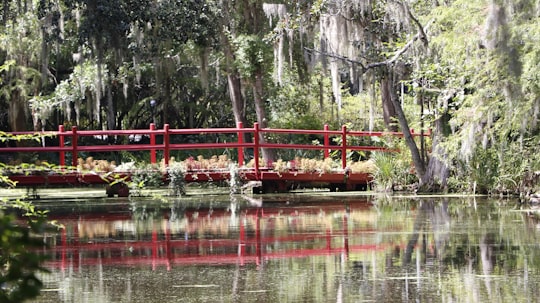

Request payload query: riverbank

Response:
[1,184,499,202]
[0,185,228,201]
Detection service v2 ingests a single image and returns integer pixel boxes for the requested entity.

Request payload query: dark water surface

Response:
[29,193,540,302]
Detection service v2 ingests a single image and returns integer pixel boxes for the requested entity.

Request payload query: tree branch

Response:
[395,0,429,47]
[303,47,366,70]
[304,18,432,73]
[376,19,433,67]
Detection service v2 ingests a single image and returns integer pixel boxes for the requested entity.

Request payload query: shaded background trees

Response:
[2,0,540,193]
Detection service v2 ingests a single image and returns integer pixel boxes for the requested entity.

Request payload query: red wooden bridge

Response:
[1,123,428,193]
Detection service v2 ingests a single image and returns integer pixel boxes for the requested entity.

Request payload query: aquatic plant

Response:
[167,162,187,196]
[0,173,17,188]
[129,163,164,196]
[228,163,242,194]
[100,172,131,197]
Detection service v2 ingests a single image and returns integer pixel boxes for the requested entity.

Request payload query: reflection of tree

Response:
[403,201,427,265]
[480,232,496,297]
[403,199,451,265]
[370,197,540,302]
[38,196,540,302]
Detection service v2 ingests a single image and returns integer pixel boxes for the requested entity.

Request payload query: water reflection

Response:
[30,195,540,302]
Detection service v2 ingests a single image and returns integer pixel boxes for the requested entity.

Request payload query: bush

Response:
[371,152,396,191]
[0,199,53,302]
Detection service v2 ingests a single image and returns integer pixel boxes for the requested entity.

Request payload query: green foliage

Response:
[32,60,106,124]
[130,164,164,196]
[3,0,540,195]
[469,147,499,194]
[0,173,17,188]
[408,0,540,194]
[100,172,130,187]
[369,135,419,192]
[156,0,218,47]
[0,131,53,144]
[233,34,272,79]
[68,0,130,48]
[0,12,42,62]
[0,60,16,83]
[0,199,55,302]
[370,152,396,191]
[167,162,186,197]
[268,67,339,130]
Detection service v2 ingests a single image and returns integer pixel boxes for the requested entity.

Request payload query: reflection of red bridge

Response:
[43,199,397,269]
[2,123,428,193]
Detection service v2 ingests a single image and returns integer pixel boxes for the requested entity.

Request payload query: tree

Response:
[417,0,540,193]
[299,0,438,188]
[0,11,42,132]
[219,0,277,162]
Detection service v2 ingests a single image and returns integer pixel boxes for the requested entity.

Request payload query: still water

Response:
[29,193,540,303]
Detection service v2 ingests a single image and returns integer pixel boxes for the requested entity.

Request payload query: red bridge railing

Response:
[2,123,429,174]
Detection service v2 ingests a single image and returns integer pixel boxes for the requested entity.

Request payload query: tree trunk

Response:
[318,75,324,112]
[8,91,26,132]
[2,0,8,26]
[95,47,104,128]
[254,71,276,163]
[419,112,451,192]
[380,71,399,132]
[199,47,210,93]
[162,77,170,126]
[388,76,427,184]
[220,5,249,142]
[106,81,115,130]
[227,74,246,125]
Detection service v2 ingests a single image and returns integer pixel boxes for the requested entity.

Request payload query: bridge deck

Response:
[6,168,372,193]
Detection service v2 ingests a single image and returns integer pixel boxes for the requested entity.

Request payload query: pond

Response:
[27,191,540,303]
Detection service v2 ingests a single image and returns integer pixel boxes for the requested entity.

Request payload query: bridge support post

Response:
[324,124,330,159]
[71,126,78,167]
[341,125,347,169]
[150,123,156,164]
[254,123,260,179]
[237,122,244,166]
[58,125,65,167]
[163,124,170,166]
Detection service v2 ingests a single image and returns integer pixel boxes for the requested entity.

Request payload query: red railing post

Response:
[71,126,78,167]
[341,125,347,169]
[150,123,156,164]
[253,122,260,179]
[323,124,330,159]
[237,121,244,166]
[58,125,65,167]
[163,124,170,166]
